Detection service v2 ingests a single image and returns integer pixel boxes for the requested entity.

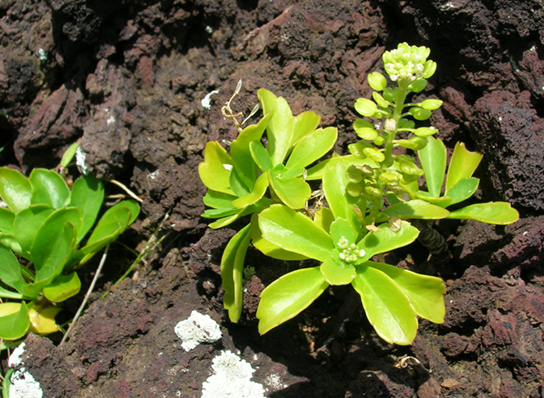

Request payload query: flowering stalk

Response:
[348,43,442,229]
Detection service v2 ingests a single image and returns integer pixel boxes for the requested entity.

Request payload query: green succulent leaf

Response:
[259,204,333,261]
[0,167,32,213]
[43,272,81,302]
[69,175,105,243]
[0,302,30,340]
[382,199,450,220]
[249,141,274,172]
[314,207,334,233]
[445,142,483,193]
[365,261,445,323]
[250,213,309,260]
[445,177,479,205]
[13,204,55,257]
[269,167,311,210]
[32,213,78,282]
[202,207,240,219]
[257,267,328,335]
[0,244,28,297]
[320,257,356,285]
[60,142,80,169]
[286,127,337,171]
[414,191,452,208]
[198,141,234,195]
[0,207,14,234]
[229,167,252,197]
[352,265,418,345]
[292,111,321,145]
[258,89,295,165]
[29,168,70,209]
[323,156,369,231]
[230,111,274,185]
[231,173,270,209]
[221,224,251,323]
[418,136,446,198]
[357,221,419,261]
[329,217,357,246]
[448,202,519,225]
[203,190,238,210]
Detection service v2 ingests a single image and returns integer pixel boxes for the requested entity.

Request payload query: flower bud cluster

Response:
[382,42,437,82]
[336,237,366,264]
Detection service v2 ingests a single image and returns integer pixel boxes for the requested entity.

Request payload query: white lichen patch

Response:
[201,351,265,398]
[174,310,221,351]
[8,343,26,367]
[201,90,219,110]
[75,146,88,175]
[8,343,43,398]
[10,370,43,398]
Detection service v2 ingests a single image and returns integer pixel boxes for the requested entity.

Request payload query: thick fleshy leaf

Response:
[0,285,24,299]
[257,267,329,334]
[28,301,62,335]
[445,177,479,205]
[365,261,445,323]
[0,207,14,233]
[43,272,81,302]
[258,89,295,165]
[29,168,70,209]
[32,212,77,281]
[202,207,240,219]
[418,136,446,198]
[77,205,131,264]
[329,217,357,246]
[13,205,55,255]
[352,265,418,345]
[320,257,356,285]
[357,221,419,261]
[448,202,519,224]
[286,127,337,171]
[69,175,105,242]
[60,142,79,169]
[203,190,238,209]
[292,111,321,145]
[323,157,369,231]
[250,213,309,260]
[249,141,274,172]
[383,199,450,220]
[414,191,452,208]
[198,141,234,195]
[0,302,30,340]
[269,170,311,210]
[0,167,32,213]
[445,142,483,193]
[0,244,27,295]
[305,158,332,181]
[232,173,269,209]
[221,224,251,323]
[313,207,334,233]
[229,167,252,197]
[230,112,273,185]
[259,205,333,261]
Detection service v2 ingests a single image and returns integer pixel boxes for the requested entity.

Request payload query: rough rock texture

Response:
[1,0,544,397]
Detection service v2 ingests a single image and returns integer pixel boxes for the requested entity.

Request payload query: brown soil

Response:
[1,0,544,397]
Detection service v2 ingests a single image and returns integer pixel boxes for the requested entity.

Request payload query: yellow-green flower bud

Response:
[365,186,383,198]
[354,98,378,117]
[372,92,391,108]
[423,60,437,78]
[363,147,385,162]
[420,99,443,110]
[346,166,364,183]
[353,119,378,140]
[373,135,385,146]
[409,107,432,120]
[379,171,400,184]
[346,182,363,197]
[368,72,387,91]
[408,79,427,93]
[413,126,438,137]
[397,118,415,129]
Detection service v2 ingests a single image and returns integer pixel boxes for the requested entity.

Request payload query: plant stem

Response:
[59,245,109,346]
